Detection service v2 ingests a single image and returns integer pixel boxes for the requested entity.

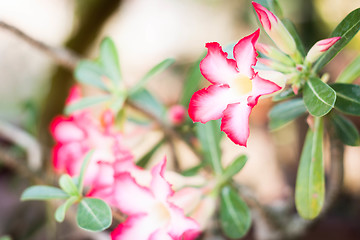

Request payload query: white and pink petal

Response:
[200,42,238,85]
[233,29,260,78]
[220,102,252,146]
[189,84,235,123]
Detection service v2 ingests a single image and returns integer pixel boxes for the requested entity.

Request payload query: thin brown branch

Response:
[0,119,42,171]
[0,21,80,70]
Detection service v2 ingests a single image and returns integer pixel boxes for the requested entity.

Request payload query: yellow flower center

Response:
[151,202,171,225]
[232,74,253,96]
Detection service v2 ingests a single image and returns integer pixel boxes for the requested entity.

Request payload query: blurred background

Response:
[0,0,360,239]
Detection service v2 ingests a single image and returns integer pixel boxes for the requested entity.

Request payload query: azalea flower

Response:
[111,159,200,240]
[188,29,281,146]
[50,86,133,190]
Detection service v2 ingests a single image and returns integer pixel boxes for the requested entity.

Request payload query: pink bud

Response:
[101,109,115,129]
[168,105,186,125]
[305,37,341,63]
[252,2,297,55]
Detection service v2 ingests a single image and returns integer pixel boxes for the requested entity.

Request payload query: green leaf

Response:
[269,98,307,130]
[130,58,175,95]
[129,89,166,119]
[336,56,360,84]
[282,19,306,56]
[303,77,336,117]
[254,0,283,18]
[331,83,360,116]
[21,186,69,201]
[65,95,112,115]
[330,113,360,146]
[74,60,108,92]
[196,120,223,175]
[219,155,247,186]
[99,37,122,86]
[180,53,205,106]
[76,198,112,232]
[136,138,165,168]
[55,196,79,222]
[220,186,251,239]
[77,150,95,194]
[313,8,360,72]
[295,117,325,219]
[181,163,204,177]
[272,87,296,102]
[59,174,80,197]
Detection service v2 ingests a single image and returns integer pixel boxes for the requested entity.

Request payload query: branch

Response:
[0,21,80,70]
[0,119,42,171]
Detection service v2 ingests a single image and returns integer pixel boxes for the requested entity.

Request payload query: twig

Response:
[0,21,79,70]
[0,119,42,171]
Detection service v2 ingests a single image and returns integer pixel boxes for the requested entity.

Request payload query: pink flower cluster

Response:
[50,86,205,239]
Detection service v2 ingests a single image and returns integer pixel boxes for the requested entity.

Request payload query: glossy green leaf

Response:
[130,58,175,95]
[55,196,78,222]
[74,60,108,91]
[269,98,307,130]
[136,138,165,168]
[272,87,296,102]
[282,19,306,56]
[100,37,122,86]
[331,83,360,115]
[76,198,112,232]
[303,77,336,117]
[295,117,325,219]
[77,150,95,194]
[336,56,360,84]
[0,236,11,240]
[21,186,69,201]
[180,53,205,106]
[65,95,112,115]
[129,89,166,119]
[219,155,247,186]
[330,113,360,146]
[254,0,283,18]
[220,186,251,239]
[196,120,223,175]
[313,8,360,72]
[59,174,80,197]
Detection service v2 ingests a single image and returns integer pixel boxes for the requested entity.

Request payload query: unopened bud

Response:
[252,2,297,55]
[256,43,295,66]
[305,37,341,64]
[168,105,186,125]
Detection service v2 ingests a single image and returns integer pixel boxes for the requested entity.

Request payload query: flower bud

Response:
[305,37,341,64]
[252,2,297,55]
[168,105,187,125]
[256,43,295,66]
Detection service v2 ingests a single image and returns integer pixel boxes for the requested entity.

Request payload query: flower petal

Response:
[233,29,260,78]
[111,214,159,240]
[50,116,85,142]
[150,158,173,201]
[220,102,252,146]
[113,172,155,215]
[200,42,238,85]
[168,203,200,239]
[248,73,281,107]
[189,84,235,123]
[149,230,173,240]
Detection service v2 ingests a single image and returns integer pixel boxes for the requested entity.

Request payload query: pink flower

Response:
[50,86,133,191]
[305,37,341,63]
[111,159,200,240]
[252,2,296,55]
[188,29,281,146]
[168,105,187,125]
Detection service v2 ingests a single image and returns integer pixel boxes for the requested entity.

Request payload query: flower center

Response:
[232,74,253,96]
[151,202,171,225]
